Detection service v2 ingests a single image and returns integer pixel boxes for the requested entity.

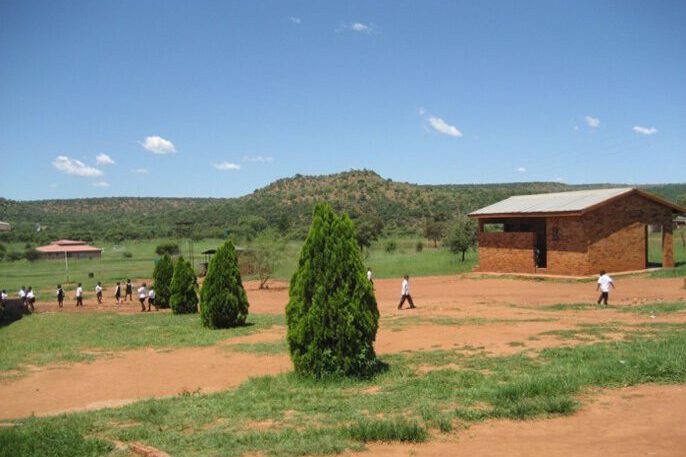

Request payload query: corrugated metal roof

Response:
[0,221,10,232]
[469,188,634,216]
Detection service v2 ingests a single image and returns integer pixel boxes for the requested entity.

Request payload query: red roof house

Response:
[35,240,102,259]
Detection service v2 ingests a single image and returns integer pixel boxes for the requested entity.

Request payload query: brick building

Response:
[35,239,102,260]
[468,188,685,276]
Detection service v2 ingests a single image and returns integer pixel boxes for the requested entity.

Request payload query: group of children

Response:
[52,279,156,312]
[3,286,38,312]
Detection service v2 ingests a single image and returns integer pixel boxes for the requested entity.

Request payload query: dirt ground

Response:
[2,275,686,454]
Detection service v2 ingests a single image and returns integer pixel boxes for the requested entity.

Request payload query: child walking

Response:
[26,287,35,312]
[147,287,156,312]
[75,283,84,307]
[114,282,122,305]
[398,275,416,310]
[125,279,133,302]
[138,283,147,312]
[596,270,615,305]
[95,282,103,304]
[56,284,64,309]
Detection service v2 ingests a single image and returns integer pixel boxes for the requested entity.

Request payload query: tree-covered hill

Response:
[1,169,684,243]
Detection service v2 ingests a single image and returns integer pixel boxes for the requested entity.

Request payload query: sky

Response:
[1,0,685,201]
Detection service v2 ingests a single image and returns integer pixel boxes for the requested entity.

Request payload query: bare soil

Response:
[2,275,685,456]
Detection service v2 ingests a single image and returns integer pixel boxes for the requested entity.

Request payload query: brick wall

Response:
[546,216,590,275]
[585,193,673,273]
[475,232,535,273]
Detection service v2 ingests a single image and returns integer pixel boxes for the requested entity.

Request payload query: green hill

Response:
[1,170,684,243]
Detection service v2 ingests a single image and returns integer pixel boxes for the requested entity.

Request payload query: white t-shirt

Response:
[367,270,373,281]
[597,274,613,293]
[1,292,7,300]
[148,289,155,299]
[18,289,26,298]
[95,285,102,294]
[138,286,146,299]
[76,287,83,297]
[401,279,410,296]
[26,290,34,299]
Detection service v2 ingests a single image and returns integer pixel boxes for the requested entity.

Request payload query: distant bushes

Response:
[122,252,133,258]
[24,249,40,262]
[155,242,179,256]
[415,241,424,252]
[384,240,398,253]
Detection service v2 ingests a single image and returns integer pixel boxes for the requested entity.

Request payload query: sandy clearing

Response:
[357,384,686,457]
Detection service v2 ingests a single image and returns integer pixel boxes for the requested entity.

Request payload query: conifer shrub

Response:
[170,256,198,314]
[286,203,380,378]
[200,240,249,328]
[152,254,174,309]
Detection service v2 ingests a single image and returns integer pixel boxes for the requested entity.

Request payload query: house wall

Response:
[475,232,535,273]
[584,193,674,272]
[546,216,590,275]
[40,251,101,260]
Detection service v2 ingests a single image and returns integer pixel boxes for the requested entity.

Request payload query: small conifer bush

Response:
[170,256,198,314]
[286,203,379,378]
[152,254,174,309]
[200,240,249,328]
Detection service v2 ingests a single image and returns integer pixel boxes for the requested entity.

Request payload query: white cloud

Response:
[132,168,149,174]
[95,153,115,165]
[585,116,600,128]
[428,116,463,137]
[212,161,241,171]
[140,136,176,154]
[288,16,301,24]
[243,155,274,163]
[92,181,110,187]
[633,125,658,135]
[516,167,527,173]
[52,156,103,177]
[339,22,374,34]
[418,107,426,116]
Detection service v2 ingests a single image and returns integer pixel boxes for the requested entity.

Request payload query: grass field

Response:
[0,317,684,457]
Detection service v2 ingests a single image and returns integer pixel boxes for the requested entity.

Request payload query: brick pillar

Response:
[662,223,674,268]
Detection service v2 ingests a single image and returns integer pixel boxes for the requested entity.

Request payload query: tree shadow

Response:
[0,299,30,328]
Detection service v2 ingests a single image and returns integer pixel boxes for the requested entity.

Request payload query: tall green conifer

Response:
[200,240,249,328]
[152,254,174,309]
[170,256,198,314]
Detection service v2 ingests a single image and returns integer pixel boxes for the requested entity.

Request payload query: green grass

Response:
[225,341,288,355]
[541,303,612,311]
[2,329,685,457]
[617,302,686,314]
[0,312,284,376]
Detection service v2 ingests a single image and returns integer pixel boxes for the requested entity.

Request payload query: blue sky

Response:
[1,0,684,200]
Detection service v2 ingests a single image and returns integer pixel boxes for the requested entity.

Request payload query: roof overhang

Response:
[0,221,10,231]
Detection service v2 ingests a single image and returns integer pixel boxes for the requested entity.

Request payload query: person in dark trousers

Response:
[596,270,615,305]
[56,284,65,309]
[26,287,35,312]
[114,282,122,305]
[367,267,374,285]
[1,289,8,308]
[125,279,133,302]
[18,286,26,310]
[137,283,147,312]
[95,282,103,304]
[398,275,416,310]
[75,283,84,307]
[147,287,156,312]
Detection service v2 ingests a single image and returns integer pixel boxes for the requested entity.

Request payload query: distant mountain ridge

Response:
[1,169,684,243]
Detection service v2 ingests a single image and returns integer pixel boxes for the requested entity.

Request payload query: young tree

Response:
[424,220,447,248]
[286,203,379,378]
[445,216,477,262]
[200,240,249,328]
[249,230,287,289]
[170,256,198,314]
[152,254,174,309]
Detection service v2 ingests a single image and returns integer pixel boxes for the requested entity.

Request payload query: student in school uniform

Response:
[18,286,27,309]
[75,283,84,307]
[367,268,374,284]
[26,287,36,312]
[125,279,133,302]
[114,282,122,305]
[147,287,156,312]
[56,285,65,309]
[138,283,147,312]
[1,289,8,307]
[596,270,615,306]
[95,282,103,304]
[397,275,416,310]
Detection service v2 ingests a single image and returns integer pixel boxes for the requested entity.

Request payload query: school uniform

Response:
[57,288,65,307]
[126,282,133,301]
[0,292,8,304]
[18,289,26,307]
[138,286,147,310]
[114,285,122,303]
[26,290,35,311]
[76,286,84,307]
[95,285,103,303]
[597,274,614,305]
[398,279,415,309]
[148,289,156,311]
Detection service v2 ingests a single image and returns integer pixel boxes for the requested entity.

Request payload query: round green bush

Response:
[170,256,198,314]
[286,203,379,378]
[200,240,249,328]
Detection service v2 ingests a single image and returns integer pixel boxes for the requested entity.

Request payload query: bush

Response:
[152,254,174,309]
[384,240,398,253]
[6,251,23,262]
[200,240,249,328]
[24,248,40,262]
[155,242,180,256]
[444,215,477,262]
[415,241,424,252]
[122,251,133,258]
[170,256,198,314]
[286,203,379,378]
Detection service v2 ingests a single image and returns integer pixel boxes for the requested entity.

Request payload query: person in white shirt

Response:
[1,289,8,306]
[26,287,35,312]
[397,275,416,310]
[18,286,26,309]
[95,282,103,304]
[56,284,65,308]
[147,287,156,312]
[366,268,373,284]
[75,283,84,307]
[138,283,147,312]
[596,270,615,305]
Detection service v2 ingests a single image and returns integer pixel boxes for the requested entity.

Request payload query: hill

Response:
[1,170,685,243]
